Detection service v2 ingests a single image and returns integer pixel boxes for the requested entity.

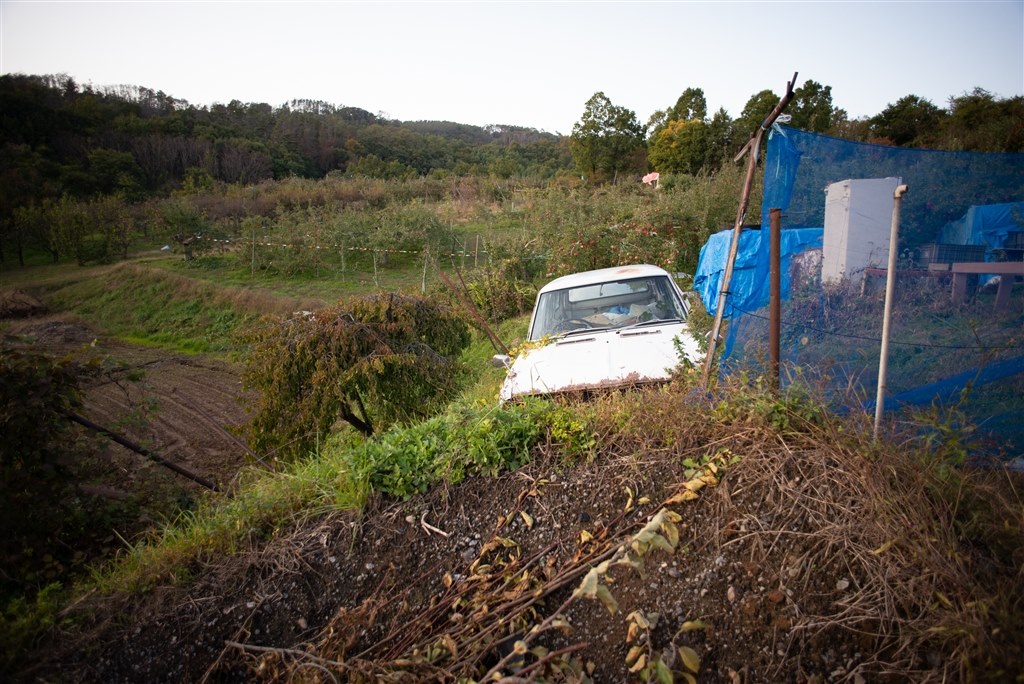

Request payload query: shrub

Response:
[242,293,472,463]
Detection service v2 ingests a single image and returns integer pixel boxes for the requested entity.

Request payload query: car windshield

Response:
[529,275,690,340]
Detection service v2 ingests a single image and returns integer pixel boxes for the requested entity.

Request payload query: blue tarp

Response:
[938,201,1024,249]
[693,227,823,317]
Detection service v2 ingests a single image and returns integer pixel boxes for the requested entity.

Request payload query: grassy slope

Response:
[3,256,1023,682]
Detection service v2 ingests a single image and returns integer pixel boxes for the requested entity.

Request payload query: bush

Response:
[242,293,472,463]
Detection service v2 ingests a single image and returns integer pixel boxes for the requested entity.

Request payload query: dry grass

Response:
[22,381,1024,682]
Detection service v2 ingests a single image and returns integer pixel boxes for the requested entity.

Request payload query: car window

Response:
[567,280,649,303]
[529,275,688,340]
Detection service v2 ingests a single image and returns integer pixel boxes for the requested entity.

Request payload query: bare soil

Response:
[26,446,876,684]
[3,309,250,520]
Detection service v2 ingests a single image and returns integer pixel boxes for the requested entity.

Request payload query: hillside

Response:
[3,318,1020,681]
[2,256,1022,683]
[16,383,1024,683]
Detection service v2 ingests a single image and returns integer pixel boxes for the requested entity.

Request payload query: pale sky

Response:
[2,0,1022,134]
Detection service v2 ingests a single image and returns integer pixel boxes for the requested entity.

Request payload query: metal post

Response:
[701,72,798,390]
[874,184,909,439]
[769,208,781,392]
[422,249,428,293]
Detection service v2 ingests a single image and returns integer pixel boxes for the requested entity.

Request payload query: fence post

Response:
[769,208,781,392]
[874,184,909,439]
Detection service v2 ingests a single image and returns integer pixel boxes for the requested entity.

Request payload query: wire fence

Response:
[720,126,1024,458]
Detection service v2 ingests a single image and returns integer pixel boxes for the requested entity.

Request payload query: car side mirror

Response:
[491,354,511,368]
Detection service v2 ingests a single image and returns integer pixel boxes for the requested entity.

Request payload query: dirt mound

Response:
[0,290,46,318]
[26,392,1022,683]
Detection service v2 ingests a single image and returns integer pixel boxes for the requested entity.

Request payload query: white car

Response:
[497,264,702,402]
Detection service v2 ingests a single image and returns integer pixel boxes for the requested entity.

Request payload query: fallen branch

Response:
[61,409,220,491]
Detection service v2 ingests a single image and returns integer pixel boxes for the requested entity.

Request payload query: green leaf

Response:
[655,657,674,684]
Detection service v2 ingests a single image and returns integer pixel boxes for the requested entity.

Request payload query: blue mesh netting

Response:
[711,125,1024,458]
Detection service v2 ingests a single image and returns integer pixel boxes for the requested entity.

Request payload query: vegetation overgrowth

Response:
[2,73,1022,680]
[4,366,1022,681]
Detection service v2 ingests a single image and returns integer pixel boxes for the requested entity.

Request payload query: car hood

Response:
[499,322,701,402]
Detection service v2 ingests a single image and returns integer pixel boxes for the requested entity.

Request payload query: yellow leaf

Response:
[680,619,711,632]
[679,645,700,673]
[625,645,644,666]
[664,522,680,549]
[683,478,706,492]
[666,489,699,504]
[519,511,534,529]
[628,653,647,673]
[626,610,651,630]
[442,572,453,588]
[626,621,639,643]
[595,584,619,615]
[638,496,651,505]
[575,567,599,598]
[579,529,593,544]
[871,539,895,555]
[551,616,573,634]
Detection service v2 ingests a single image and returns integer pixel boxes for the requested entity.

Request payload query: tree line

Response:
[570,81,1024,182]
[1,72,1020,266]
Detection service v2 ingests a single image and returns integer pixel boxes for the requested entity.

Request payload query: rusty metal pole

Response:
[769,208,781,392]
[700,72,798,389]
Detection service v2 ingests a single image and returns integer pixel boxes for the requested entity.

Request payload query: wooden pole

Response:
[701,72,799,390]
[769,207,781,392]
[434,258,509,355]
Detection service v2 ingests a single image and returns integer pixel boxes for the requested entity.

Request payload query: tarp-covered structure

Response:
[693,227,822,316]
[938,201,1024,251]
[704,125,1024,458]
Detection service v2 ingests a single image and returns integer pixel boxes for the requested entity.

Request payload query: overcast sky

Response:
[2,0,1022,134]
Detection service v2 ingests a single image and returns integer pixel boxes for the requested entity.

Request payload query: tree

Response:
[941,88,1024,152]
[647,87,716,175]
[704,107,734,171]
[12,200,60,263]
[570,92,646,181]
[733,89,780,142]
[790,79,836,133]
[241,293,470,463]
[670,87,708,123]
[826,109,871,142]
[51,195,91,265]
[868,94,945,147]
[648,119,709,176]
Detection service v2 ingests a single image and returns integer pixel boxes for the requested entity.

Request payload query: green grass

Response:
[153,252,468,305]
[38,264,276,356]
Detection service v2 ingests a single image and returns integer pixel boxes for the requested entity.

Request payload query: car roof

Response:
[538,264,670,295]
